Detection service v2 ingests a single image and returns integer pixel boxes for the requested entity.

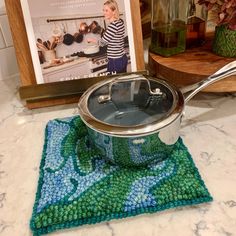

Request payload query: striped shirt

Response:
[101,19,125,59]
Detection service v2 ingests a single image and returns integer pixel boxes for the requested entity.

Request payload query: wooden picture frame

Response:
[5,0,145,109]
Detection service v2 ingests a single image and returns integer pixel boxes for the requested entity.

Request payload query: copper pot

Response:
[74,32,84,43]
[79,22,89,34]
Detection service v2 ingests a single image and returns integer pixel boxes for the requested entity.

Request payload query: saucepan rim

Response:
[78,73,185,137]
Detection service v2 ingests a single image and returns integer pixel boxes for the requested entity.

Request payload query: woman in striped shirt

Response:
[88,0,128,74]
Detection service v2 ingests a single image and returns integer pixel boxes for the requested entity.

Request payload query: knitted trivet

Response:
[30,116,212,235]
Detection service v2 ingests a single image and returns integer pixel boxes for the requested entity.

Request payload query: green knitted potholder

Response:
[30,116,212,235]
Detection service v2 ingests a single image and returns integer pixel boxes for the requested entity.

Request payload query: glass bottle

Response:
[186,0,207,48]
[149,0,188,57]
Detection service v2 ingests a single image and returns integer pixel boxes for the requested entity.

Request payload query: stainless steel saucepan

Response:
[78,61,236,167]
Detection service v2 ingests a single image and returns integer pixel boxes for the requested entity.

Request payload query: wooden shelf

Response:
[149,35,236,92]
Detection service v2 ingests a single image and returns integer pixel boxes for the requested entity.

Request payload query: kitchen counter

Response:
[0,75,236,236]
[41,56,92,83]
[41,57,90,74]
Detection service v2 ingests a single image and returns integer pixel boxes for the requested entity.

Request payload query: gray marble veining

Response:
[0,77,236,236]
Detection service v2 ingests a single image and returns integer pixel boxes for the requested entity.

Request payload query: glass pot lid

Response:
[78,74,185,137]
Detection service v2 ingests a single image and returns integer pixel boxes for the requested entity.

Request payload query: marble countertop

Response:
[0,74,236,236]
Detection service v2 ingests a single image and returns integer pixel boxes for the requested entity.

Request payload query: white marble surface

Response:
[0,76,236,236]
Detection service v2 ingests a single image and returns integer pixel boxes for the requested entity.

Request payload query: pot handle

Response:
[97,74,163,103]
[180,60,236,103]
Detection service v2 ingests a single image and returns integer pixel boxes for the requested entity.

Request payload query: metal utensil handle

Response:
[98,75,162,103]
[181,61,236,103]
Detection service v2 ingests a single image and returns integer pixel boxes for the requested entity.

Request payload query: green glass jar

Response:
[149,0,188,57]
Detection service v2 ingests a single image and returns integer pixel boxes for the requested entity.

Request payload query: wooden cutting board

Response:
[149,34,236,92]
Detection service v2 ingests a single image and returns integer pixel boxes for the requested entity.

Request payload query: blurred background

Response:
[0,0,19,81]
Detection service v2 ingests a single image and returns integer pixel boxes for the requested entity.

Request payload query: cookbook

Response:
[20,0,136,84]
